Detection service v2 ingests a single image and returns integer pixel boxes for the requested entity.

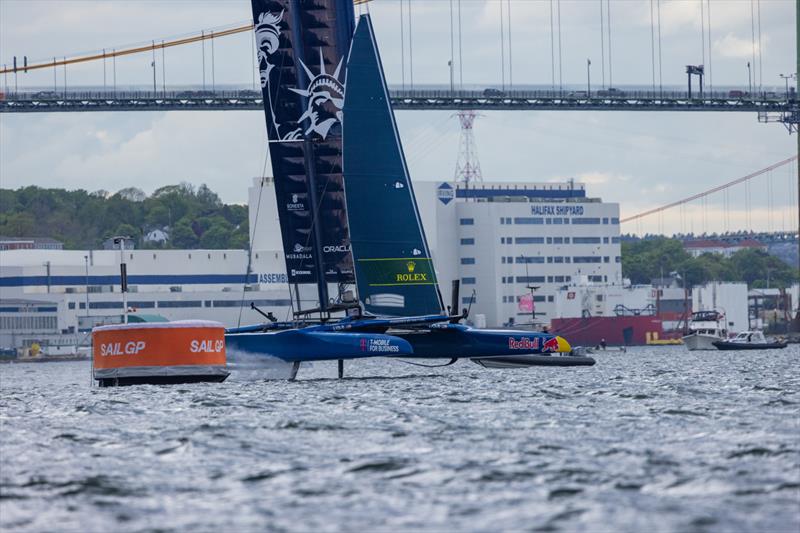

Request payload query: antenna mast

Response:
[454,110,483,186]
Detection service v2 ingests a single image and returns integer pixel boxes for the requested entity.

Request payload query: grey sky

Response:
[0,0,797,235]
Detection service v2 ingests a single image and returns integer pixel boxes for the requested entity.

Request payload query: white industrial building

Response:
[0,177,629,351]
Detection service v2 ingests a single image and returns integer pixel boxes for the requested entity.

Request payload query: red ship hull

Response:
[551,316,666,346]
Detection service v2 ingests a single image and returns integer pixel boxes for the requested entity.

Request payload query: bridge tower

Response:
[454,110,483,186]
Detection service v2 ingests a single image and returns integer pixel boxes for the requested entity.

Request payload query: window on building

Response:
[574,256,602,263]
[611,218,620,224]
[603,237,609,243]
[129,301,156,308]
[573,237,601,244]
[461,257,476,265]
[548,296,554,302]
[462,296,475,305]
[515,256,545,264]
[516,276,545,283]
[68,302,75,309]
[612,237,621,244]
[589,276,603,282]
[459,218,474,225]
[89,301,124,309]
[547,257,553,264]
[547,276,553,282]
[505,217,512,224]
[462,277,476,285]
[460,238,475,245]
[515,237,545,244]
[572,217,601,224]
[615,256,622,263]
[602,218,609,224]
[546,237,553,244]
[603,256,610,263]
[513,217,544,225]
[157,301,202,308]
[553,256,564,263]
[554,276,565,282]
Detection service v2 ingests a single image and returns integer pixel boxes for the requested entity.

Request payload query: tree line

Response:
[0,184,249,250]
[621,237,799,289]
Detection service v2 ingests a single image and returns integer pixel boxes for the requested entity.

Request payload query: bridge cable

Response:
[707,0,713,92]
[649,0,655,91]
[162,41,166,95]
[211,31,216,92]
[507,0,513,88]
[750,0,756,93]
[656,0,663,96]
[500,0,505,90]
[201,30,206,91]
[112,50,116,93]
[409,0,414,89]
[449,0,454,91]
[400,0,405,90]
[757,0,763,91]
[557,0,563,93]
[620,156,799,224]
[601,0,606,89]
[103,49,107,91]
[607,0,612,88]
[458,0,463,87]
[549,0,556,91]
[700,0,705,86]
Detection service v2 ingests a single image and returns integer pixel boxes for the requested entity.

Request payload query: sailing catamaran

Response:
[225,0,595,376]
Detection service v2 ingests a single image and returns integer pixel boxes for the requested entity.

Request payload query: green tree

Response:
[170,219,198,248]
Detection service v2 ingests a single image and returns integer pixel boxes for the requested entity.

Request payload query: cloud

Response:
[713,32,763,59]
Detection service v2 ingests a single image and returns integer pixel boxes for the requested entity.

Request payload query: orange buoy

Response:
[92,320,229,386]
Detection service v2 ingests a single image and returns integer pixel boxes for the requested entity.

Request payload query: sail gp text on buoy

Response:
[100,341,147,356]
[190,339,225,353]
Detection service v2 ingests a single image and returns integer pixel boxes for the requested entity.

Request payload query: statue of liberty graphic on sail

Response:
[255,10,345,141]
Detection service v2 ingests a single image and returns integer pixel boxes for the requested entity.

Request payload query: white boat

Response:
[682,310,727,351]
[712,331,788,350]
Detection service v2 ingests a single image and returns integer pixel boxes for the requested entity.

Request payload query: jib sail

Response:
[342,15,444,317]
[250,0,355,288]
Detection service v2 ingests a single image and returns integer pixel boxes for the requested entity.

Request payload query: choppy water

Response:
[1,346,799,532]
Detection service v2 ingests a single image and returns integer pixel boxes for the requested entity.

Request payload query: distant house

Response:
[683,238,766,258]
[144,229,169,244]
[102,237,136,250]
[0,237,64,251]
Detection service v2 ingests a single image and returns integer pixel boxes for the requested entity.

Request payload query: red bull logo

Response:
[508,337,539,350]
[542,337,560,353]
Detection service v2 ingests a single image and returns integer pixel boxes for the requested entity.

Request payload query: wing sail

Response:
[251,0,356,286]
[342,15,444,316]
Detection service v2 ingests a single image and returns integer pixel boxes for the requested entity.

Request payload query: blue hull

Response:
[225,320,578,363]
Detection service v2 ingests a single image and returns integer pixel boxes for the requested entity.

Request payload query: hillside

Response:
[0,183,249,250]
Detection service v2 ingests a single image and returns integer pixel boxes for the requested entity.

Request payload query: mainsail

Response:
[250,0,356,292]
[342,15,444,317]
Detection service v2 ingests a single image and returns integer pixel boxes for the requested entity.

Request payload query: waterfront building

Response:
[418,181,622,328]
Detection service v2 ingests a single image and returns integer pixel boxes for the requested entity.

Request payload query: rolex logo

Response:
[407,261,416,272]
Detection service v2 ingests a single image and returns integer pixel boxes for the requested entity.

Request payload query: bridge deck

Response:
[1,89,797,113]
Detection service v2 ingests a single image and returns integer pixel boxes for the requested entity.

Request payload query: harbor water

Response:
[1,346,799,532]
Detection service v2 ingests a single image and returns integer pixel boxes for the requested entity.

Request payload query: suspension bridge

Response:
[1,2,797,130]
[1,0,798,241]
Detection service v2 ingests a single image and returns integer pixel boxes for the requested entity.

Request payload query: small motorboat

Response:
[683,310,728,351]
[712,330,788,351]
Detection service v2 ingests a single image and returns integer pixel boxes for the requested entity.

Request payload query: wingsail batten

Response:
[250,0,356,289]
[342,16,444,317]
